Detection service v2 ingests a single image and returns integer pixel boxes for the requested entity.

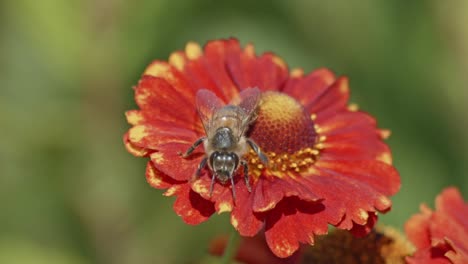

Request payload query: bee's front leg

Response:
[179,137,206,158]
[195,157,208,177]
[246,138,268,164]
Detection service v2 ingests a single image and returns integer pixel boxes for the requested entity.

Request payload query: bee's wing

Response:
[196,89,224,135]
[234,87,261,134]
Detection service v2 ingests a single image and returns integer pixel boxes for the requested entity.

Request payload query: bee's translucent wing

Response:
[196,89,224,135]
[237,87,261,119]
[235,87,261,134]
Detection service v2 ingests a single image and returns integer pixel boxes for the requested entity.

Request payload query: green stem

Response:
[220,229,240,264]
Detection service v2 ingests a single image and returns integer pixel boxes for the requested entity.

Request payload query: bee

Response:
[180,87,268,200]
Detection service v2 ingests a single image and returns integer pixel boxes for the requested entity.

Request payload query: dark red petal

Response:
[263,197,328,258]
[282,68,336,107]
[348,211,378,237]
[173,184,215,225]
[150,143,203,181]
[209,234,301,264]
[406,247,452,264]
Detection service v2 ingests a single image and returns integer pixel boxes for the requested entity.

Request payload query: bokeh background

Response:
[1,0,467,263]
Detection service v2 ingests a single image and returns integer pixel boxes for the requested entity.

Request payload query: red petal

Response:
[314,160,400,197]
[263,197,329,258]
[134,76,201,131]
[405,205,432,249]
[127,124,197,151]
[308,77,350,121]
[144,60,198,95]
[150,143,204,181]
[349,211,378,237]
[436,187,468,230]
[406,248,452,264]
[297,171,391,229]
[123,132,149,157]
[255,52,289,91]
[209,234,301,264]
[230,181,265,237]
[145,162,183,190]
[190,174,235,213]
[201,39,239,100]
[173,184,215,225]
[405,187,468,264]
[226,42,288,92]
[282,68,336,107]
[318,111,392,164]
[252,176,321,212]
[192,175,265,236]
[173,40,237,103]
[317,110,377,135]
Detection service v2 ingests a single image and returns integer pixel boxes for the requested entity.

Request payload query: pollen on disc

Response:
[248,92,317,154]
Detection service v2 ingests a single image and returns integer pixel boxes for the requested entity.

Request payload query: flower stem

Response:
[221,229,240,264]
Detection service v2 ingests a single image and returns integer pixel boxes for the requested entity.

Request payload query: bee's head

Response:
[210,151,239,183]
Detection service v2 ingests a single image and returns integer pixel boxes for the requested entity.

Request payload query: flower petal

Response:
[263,197,328,258]
[252,176,321,212]
[123,132,149,157]
[230,180,265,237]
[308,77,350,121]
[128,124,197,151]
[150,143,203,181]
[315,160,400,197]
[405,187,468,264]
[173,183,215,225]
[134,75,201,131]
[282,68,336,107]
[146,162,183,190]
[226,41,288,92]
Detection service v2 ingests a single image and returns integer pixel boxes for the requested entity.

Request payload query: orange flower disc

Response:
[247,91,320,175]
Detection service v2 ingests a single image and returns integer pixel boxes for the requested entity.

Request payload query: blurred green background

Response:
[1,0,467,263]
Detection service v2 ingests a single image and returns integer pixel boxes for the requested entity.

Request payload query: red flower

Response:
[405,187,468,264]
[124,39,400,258]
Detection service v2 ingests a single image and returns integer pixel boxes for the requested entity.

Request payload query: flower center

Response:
[246,92,321,176]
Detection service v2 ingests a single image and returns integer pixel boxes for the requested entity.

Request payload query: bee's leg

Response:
[209,172,216,198]
[246,138,268,164]
[180,137,205,158]
[241,160,252,193]
[195,157,208,177]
